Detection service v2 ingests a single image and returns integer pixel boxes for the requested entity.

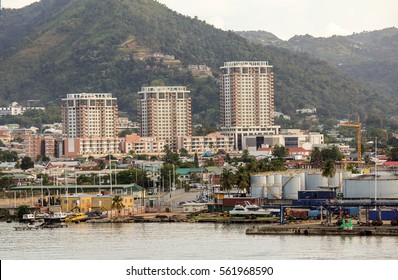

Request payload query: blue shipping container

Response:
[369,210,398,220]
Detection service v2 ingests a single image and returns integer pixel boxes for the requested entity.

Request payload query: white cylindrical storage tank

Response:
[342,171,353,179]
[282,175,301,199]
[250,175,266,198]
[344,173,398,199]
[267,175,275,186]
[305,173,328,190]
[274,174,282,186]
[267,174,282,199]
[298,172,306,190]
[328,172,342,188]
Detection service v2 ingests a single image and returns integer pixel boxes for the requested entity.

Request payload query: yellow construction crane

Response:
[340,115,362,166]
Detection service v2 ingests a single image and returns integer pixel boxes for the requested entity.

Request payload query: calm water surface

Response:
[1,222,398,260]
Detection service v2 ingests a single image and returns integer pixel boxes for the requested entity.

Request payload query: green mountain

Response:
[238,28,398,101]
[0,0,395,126]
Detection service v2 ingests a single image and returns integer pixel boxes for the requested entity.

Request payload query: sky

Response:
[2,0,398,40]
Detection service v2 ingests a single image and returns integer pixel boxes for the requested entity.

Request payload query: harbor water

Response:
[1,222,398,260]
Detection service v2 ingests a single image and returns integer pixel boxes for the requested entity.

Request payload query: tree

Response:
[272,145,289,160]
[235,167,249,194]
[112,195,125,216]
[162,145,180,166]
[321,160,337,187]
[0,176,14,190]
[389,147,398,161]
[20,156,34,171]
[321,146,343,162]
[17,205,30,219]
[179,148,189,157]
[220,168,235,195]
[240,149,255,163]
[310,147,323,167]
[193,153,199,167]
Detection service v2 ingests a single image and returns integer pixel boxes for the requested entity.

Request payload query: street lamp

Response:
[375,137,378,204]
[40,177,43,207]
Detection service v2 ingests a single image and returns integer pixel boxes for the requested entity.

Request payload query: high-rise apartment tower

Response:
[137,86,192,150]
[62,93,118,138]
[220,61,279,150]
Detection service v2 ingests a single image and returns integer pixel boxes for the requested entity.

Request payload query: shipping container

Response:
[292,199,329,207]
[298,190,336,200]
[298,191,317,200]
[369,209,398,221]
[286,208,309,220]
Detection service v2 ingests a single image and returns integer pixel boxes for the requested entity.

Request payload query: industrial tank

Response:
[305,173,328,190]
[274,174,282,186]
[250,175,267,198]
[298,172,306,191]
[344,172,398,199]
[328,172,342,188]
[282,175,301,199]
[267,174,282,199]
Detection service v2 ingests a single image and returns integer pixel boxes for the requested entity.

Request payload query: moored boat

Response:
[21,214,35,223]
[44,212,68,223]
[65,213,89,223]
[229,202,271,217]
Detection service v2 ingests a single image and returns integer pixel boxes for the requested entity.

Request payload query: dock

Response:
[246,223,398,236]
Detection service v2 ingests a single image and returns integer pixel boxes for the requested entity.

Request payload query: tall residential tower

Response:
[62,93,118,138]
[220,61,279,150]
[137,86,192,150]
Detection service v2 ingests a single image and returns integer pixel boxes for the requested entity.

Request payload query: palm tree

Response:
[321,160,337,187]
[310,147,323,168]
[112,195,125,217]
[220,168,235,196]
[235,166,250,194]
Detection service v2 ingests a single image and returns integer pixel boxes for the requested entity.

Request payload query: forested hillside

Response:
[0,0,394,126]
[239,28,398,103]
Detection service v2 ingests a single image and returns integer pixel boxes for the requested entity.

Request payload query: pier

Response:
[246,222,398,236]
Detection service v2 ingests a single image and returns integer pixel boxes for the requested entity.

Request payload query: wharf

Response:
[246,223,398,236]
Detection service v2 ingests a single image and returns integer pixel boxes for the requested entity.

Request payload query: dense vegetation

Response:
[238,28,398,117]
[0,0,394,127]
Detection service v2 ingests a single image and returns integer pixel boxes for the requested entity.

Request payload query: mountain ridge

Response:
[238,27,398,100]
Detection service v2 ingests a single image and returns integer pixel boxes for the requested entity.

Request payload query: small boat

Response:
[44,212,68,223]
[21,214,35,223]
[35,213,50,219]
[229,202,271,217]
[65,213,89,223]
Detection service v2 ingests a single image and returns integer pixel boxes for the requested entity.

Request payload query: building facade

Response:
[219,61,279,150]
[120,134,166,154]
[176,133,234,154]
[137,86,192,150]
[0,102,45,116]
[62,137,122,158]
[62,93,118,138]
